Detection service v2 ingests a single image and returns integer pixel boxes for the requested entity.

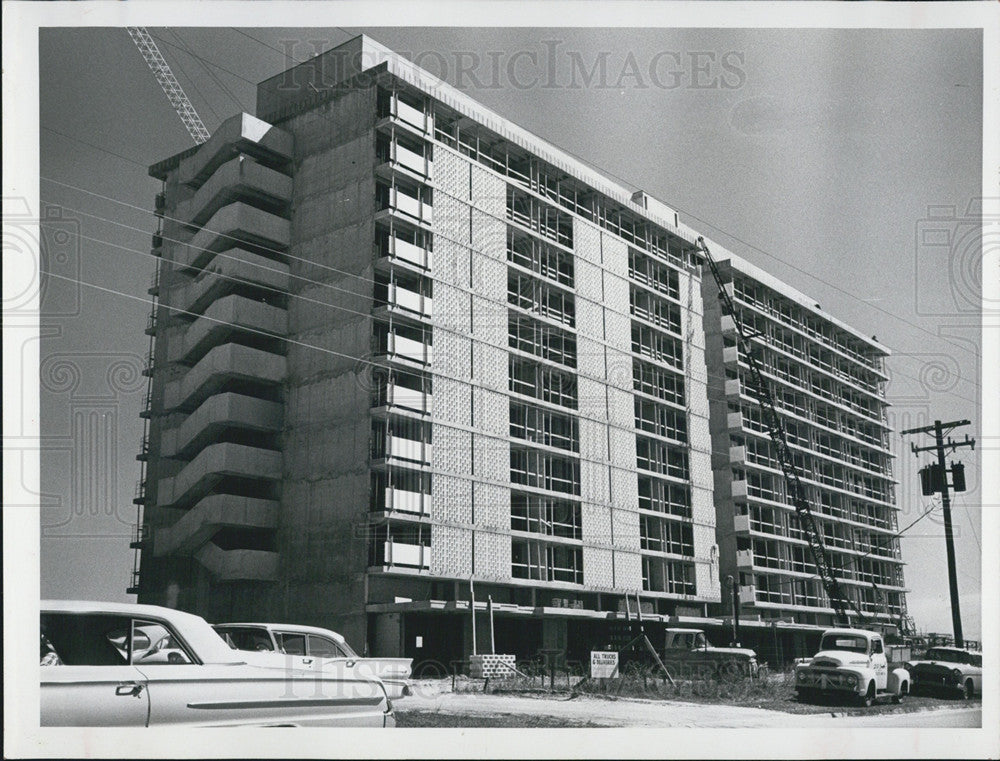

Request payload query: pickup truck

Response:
[661,628,759,678]
[794,628,909,706]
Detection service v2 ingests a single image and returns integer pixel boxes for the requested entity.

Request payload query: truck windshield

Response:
[820,634,868,653]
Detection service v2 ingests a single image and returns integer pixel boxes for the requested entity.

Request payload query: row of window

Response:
[510,401,579,452]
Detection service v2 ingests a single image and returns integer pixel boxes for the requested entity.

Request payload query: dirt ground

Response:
[396,673,981,727]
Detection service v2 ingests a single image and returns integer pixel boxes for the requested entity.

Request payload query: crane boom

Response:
[694,236,859,626]
[127,27,211,145]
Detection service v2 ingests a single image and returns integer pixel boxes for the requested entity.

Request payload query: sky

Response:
[30,25,986,638]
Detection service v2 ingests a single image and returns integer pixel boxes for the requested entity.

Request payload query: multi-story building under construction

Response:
[132,34,905,664]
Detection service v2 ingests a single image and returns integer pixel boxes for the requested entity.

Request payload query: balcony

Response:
[729,445,747,465]
[731,479,748,501]
[377,434,432,465]
[160,392,283,460]
[373,382,432,415]
[381,540,431,570]
[177,113,293,189]
[722,345,740,365]
[154,494,278,557]
[738,586,758,606]
[162,343,286,412]
[378,283,433,322]
[379,140,432,179]
[384,96,433,135]
[736,549,754,568]
[720,314,737,339]
[382,234,432,271]
[381,187,433,226]
[167,295,288,365]
[382,487,432,517]
[379,331,432,366]
[178,157,292,228]
[176,203,290,273]
[727,411,744,433]
[156,442,282,509]
[194,542,279,582]
[733,514,751,534]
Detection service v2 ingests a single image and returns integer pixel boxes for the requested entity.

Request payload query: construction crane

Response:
[694,236,860,627]
[126,27,211,145]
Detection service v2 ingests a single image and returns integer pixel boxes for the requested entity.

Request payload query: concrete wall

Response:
[268,85,379,644]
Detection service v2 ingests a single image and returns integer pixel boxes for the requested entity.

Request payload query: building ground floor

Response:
[364,603,869,671]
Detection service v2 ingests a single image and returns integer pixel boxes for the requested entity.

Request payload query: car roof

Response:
[214,622,347,643]
[42,600,242,664]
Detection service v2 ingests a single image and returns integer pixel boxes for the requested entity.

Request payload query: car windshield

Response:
[925,648,970,663]
[820,634,869,653]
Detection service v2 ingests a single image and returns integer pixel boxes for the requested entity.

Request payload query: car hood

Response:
[910,660,964,671]
[803,650,870,668]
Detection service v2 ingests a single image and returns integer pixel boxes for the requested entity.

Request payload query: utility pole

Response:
[902,419,975,648]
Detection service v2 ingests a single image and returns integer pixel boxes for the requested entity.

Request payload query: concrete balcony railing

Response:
[731,479,748,501]
[157,442,282,509]
[736,549,754,568]
[733,514,751,534]
[178,157,292,228]
[168,295,288,365]
[722,345,740,365]
[383,487,432,517]
[385,141,432,178]
[154,494,278,556]
[729,445,747,465]
[160,393,283,460]
[175,203,290,273]
[384,188,433,226]
[163,343,286,412]
[375,383,432,414]
[738,586,757,606]
[384,235,432,270]
[387,96,433,135]
[720,314,737,339]
[383,540,431,569]
[194,542,279,582]
[383,435,432,465]
[382,332,432,365]
[724,378,741,398]
[385,284,433,319]
[171,249,291,316]
[727,411,744,432]
[179,113,293,189]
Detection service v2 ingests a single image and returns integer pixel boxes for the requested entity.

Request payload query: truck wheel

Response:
[859,682,876,708]
[892,682,906,704]
[962,679,974,700]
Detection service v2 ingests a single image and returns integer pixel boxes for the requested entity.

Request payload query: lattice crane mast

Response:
[693,236,860,627]
[126,27,210,145]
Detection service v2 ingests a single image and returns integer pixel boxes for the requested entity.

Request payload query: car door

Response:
[40,613,149,726]
[140,660,389,726]
[871,638,888,690]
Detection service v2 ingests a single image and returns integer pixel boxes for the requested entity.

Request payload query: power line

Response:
[41,171,981,409]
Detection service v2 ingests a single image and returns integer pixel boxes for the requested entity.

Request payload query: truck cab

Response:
[662,628,759,678]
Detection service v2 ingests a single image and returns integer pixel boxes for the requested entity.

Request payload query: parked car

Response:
[794,628,909,707]
[906,646,982,699]
[661,628,759,678]
[40,601,395,727]
[213,622,412,698]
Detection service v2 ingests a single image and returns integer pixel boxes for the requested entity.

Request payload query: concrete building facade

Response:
[704,257,907,630]
[133,35,903,664]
